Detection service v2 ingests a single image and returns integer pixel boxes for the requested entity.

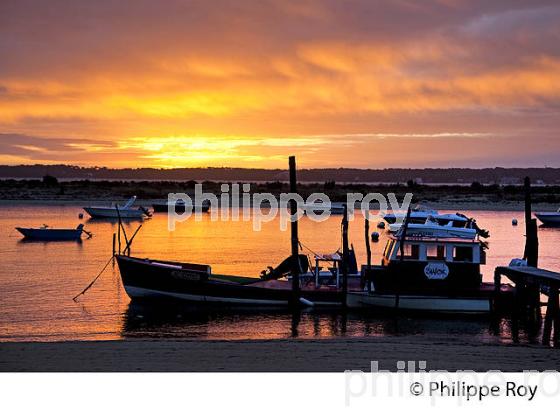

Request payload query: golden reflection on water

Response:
[0,204,559,342]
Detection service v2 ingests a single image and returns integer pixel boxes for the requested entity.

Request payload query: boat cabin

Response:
[381,236,486,266]
[367,234,487,294]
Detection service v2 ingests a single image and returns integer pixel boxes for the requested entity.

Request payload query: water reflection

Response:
[2,204,559,343]
[121,301,540,344]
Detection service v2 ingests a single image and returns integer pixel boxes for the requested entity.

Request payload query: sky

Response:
[0,0,559,169]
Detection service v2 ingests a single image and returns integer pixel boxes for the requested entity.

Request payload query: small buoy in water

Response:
[512,218,518,226]
[371,232,380,242]
[78,213,84,219]
[377,221,385,229]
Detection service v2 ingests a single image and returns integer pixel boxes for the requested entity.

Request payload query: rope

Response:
[72,255,115,301]
[298,241,322,259]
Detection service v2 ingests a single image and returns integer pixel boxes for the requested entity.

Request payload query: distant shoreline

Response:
[0,199,558,212]
[0,178,558,212]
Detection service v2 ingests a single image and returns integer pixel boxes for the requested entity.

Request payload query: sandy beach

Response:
[1,337,559,372]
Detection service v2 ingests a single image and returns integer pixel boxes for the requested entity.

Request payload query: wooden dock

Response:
[494,265,560,345]
[494,177,560,346]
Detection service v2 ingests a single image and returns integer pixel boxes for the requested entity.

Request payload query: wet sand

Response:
[1,337,559,372]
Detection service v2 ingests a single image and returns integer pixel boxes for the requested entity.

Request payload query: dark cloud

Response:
[0,1,559,167]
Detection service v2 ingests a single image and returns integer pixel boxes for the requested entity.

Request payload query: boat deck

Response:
[248,278,363,292]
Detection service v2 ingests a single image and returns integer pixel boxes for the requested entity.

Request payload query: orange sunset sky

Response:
[0,0,559,169]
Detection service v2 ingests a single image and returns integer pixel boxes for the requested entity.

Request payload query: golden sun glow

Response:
[1,1,560,168]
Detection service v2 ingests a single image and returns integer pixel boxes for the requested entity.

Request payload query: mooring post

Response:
[395,206,412,309]
[117,224,121,255]
[364,217,372,292]
[553,287,560,345]
[341,204,349,307]
[112,232,116,256]
[288,156,300,306]
[493,269,501,297]
[543,286,559,345]
[521,177,540,319]
[523,176,538,267]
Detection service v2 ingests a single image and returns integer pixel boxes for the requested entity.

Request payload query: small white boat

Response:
[16,224,91,241]
[383,207,469,227]
[389,220,478,240]
[83,196,151,219]
[535,209,560,226]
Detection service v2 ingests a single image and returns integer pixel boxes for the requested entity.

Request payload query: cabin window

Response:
[453,246,473,262]
[401,244,420,260]
[427,244,446,260]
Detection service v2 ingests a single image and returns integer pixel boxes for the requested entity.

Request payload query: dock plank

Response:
[495,266,560,285]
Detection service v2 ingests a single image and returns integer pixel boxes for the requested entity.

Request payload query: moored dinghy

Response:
[116,251,363,307]
[16,224,91,241]
[83,196,152,219]
[535,208,560,226]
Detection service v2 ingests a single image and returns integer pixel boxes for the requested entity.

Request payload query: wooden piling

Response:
[543,287,559,345]
[341,204,349,307]
[364,218,372,292]
[364,218,371,269]
[288,156,300,306]
[112,233,116,256]
[395,206,412,309]
[523,176,538,267]
[522,176,540,318]
[117,224,121,255]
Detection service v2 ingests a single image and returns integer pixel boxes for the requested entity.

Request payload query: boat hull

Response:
[16,227,82,241]
[83,207,146,219]
[117,255,346,306]
[535,213,560,226]
[152,203,210,213]
[347,291,492,313]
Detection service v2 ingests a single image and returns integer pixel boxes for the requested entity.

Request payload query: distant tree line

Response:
[1,164,559,184]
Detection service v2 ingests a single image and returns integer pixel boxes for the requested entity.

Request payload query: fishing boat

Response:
[116,251,362,306]
[535,209,560,226]
[84,196,151,219]
[152,199,210,213]
[16,224,91,241]
[347,228,495,313]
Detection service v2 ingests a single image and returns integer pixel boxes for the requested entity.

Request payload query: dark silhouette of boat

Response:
[16,224,91,241]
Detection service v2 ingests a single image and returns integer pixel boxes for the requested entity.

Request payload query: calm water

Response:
[0,204,559,343]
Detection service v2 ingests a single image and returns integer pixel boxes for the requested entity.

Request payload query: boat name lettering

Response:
[424,262,449,280]
[170,270,201,281]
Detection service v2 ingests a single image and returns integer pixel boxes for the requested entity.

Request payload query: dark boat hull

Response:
[16,227,83,241]
[152,203,210,213]
[116,256,346,306]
